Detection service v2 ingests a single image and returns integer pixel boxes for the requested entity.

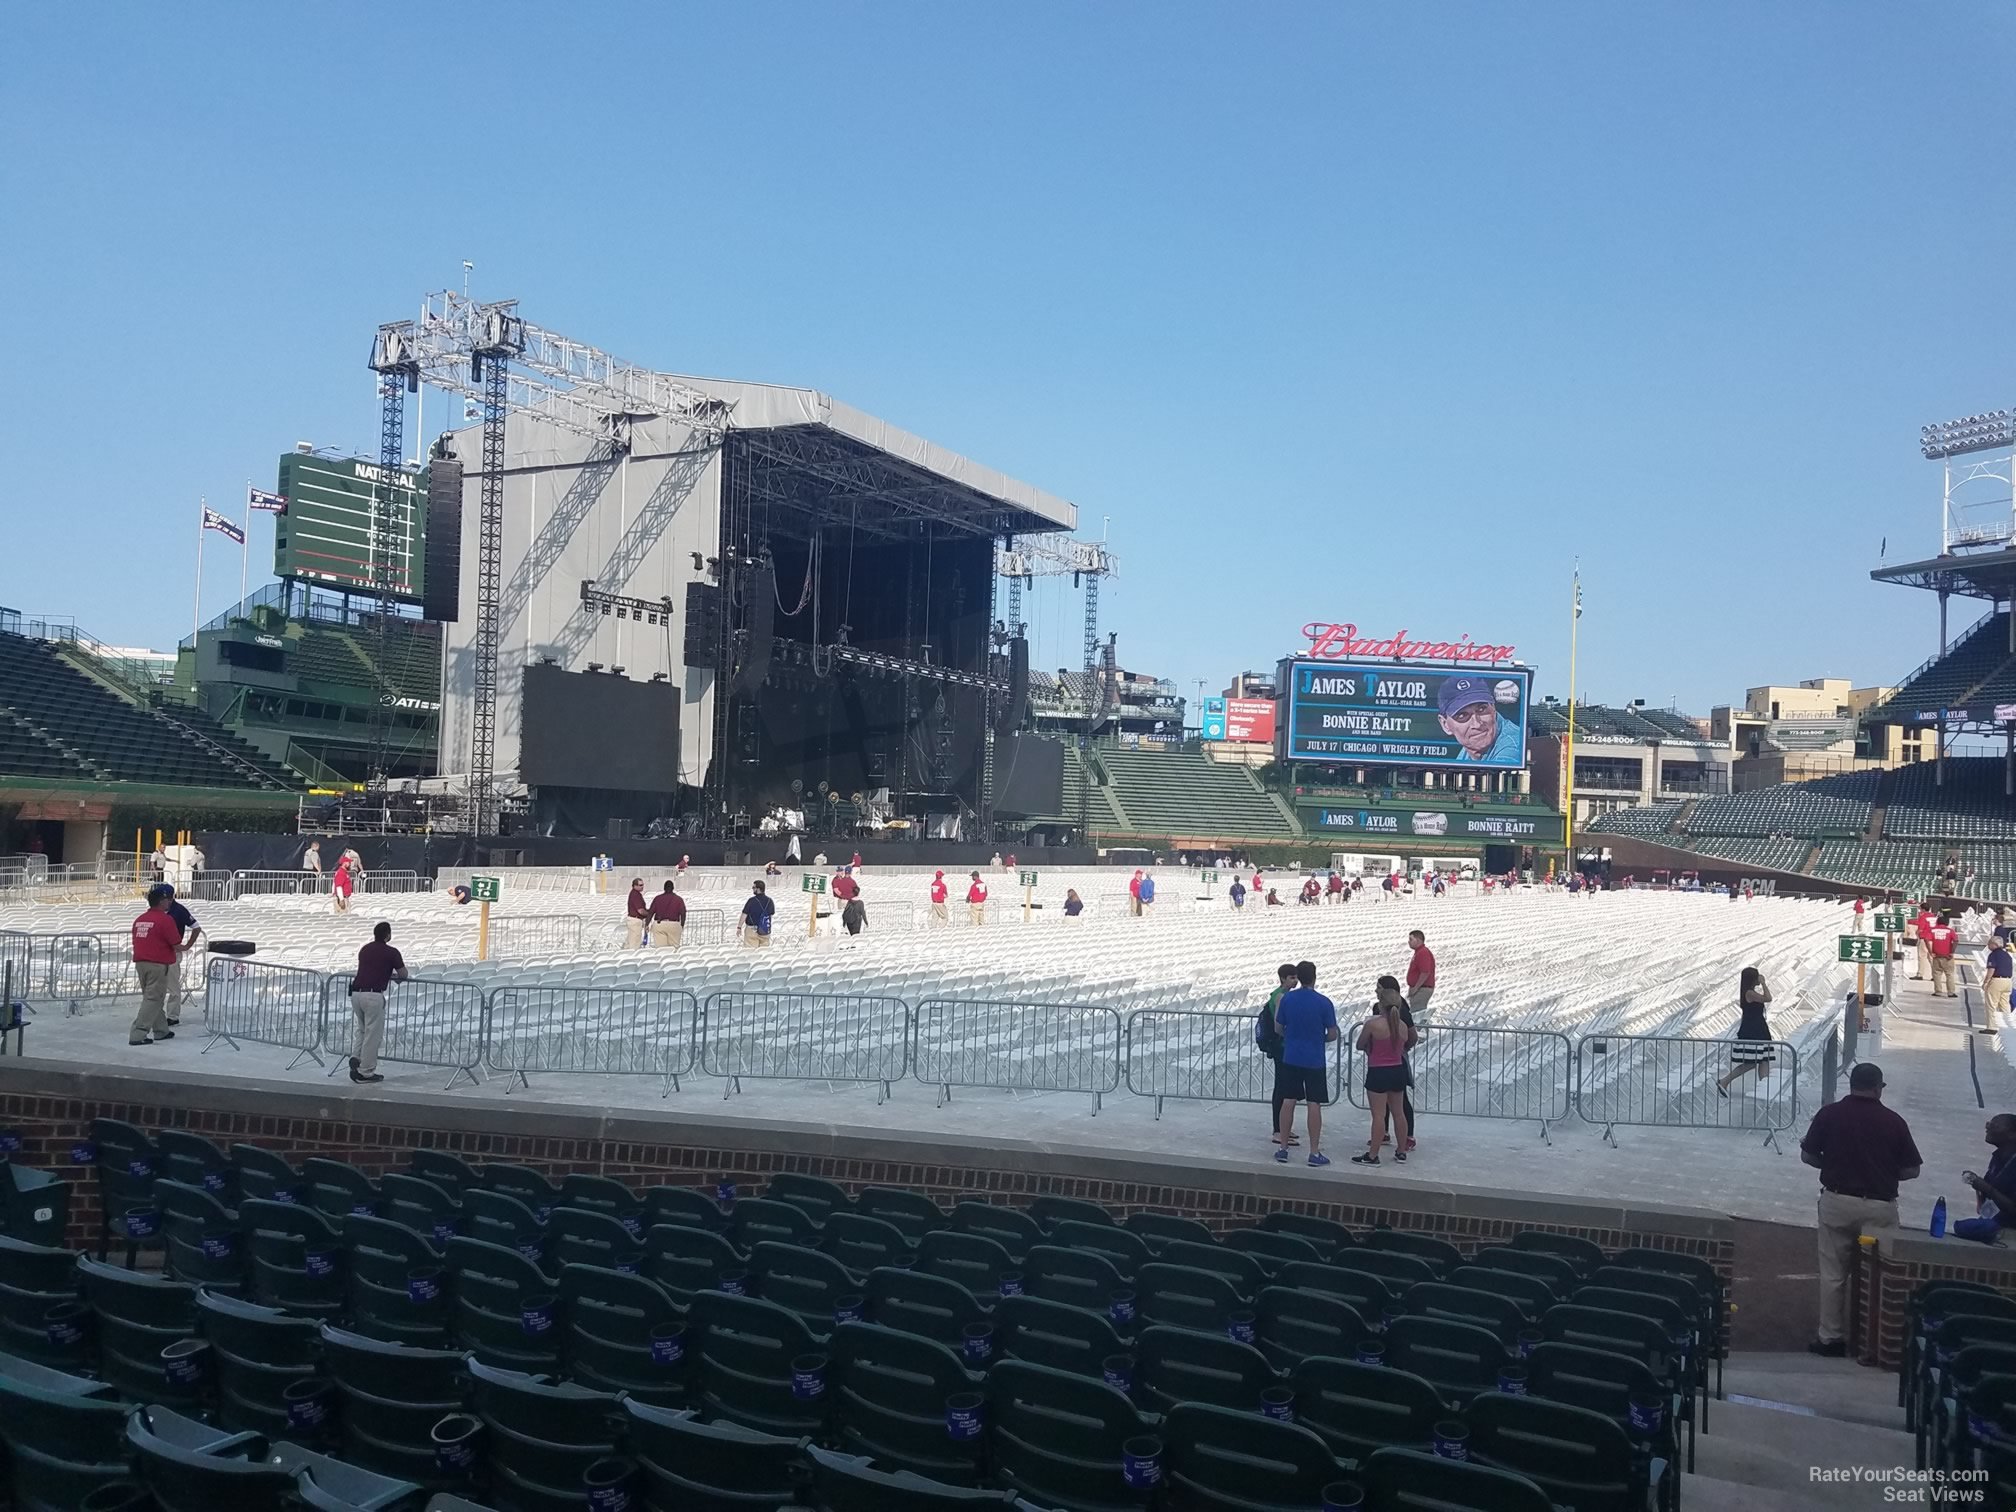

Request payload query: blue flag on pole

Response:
[247,486,287,513]
[202,506,245,545]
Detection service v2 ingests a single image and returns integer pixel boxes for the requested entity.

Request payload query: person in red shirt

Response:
[1128,870,1144,917]
[1912,904,1937,981]
[331,855,356,913]
[129,886,182,1045]
[1405,929,1436,1016]
[850,851,863,871]
[648,881,687,948]
[1326,872,1344,902]
[929,870,949,924]
[1852,896,1867,933]
[624,879,649,950]
[832,868,860,903]
[1927,911,1960,998]
[966,871,989,925]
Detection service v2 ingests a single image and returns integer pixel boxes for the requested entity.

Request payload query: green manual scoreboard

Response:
[273,452,428,603]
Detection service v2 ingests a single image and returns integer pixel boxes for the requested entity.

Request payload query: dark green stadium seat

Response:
[863,1265,989,1348]
[0,1352,129,1512]
[766,1173,853,1224]
[156,1131,237,1204]
[748,1240,862,1329]
[319,1325,467,1484]
[482,1164,561,1219]
[641,1185,730,1234]
[1446,1265,1553,1319]
[238,1198,344,1320]
[1023,1244,1131,1319]
[1222,1227,1323,1273]
[154,1178,244,1291]
[854,1187,946,1244]
[194,1288,318,1436]
[558,1174,641,1233]
[1359,1446,1555,1512]
[621,1398,804,1512]
[229,1144,303,1206]
[379,1173,463,1244]
[827,1319,985,1483]
[1508,1230,1604,1277]
[688,1290,830,1437]
[0,1235,87,1369]
[271,1442,426,1509]
[546,1206,639,1272]
[1383,1314,1510,1408]
[729,1197,824,1253]
[1049,1219,1151,1279]
[124,1406,289,1512]
[1921,1333,2016,1471]
[408,1149,483,1201]
[1130,1323,1277,1416]
[1135,1262,1245,1335]
[1162,1402,1345,1511]
[1610,1248,1727,1397]
[802,1443,1018,1512]
[917,1230,1017,1298]
[1523,1342,1679,1508]
[1329,1247,1438,1293]
[303,1157,380,1221]
[1255,1284,1369,1370]
[1256,1211,1355,1258]
[1403,1281,1530,1346]
[1291,1355,1444,1463]
[78,1257,200,1407]
[985,1358,1157,1512]
[948,1202,1042,1264]
[1473,1245,1582,1295]
[1278,1260,1399,1319]
[343,1214,449,1346]
[1122,1210,1217,1253]
[1030,1194,1114,1232]
[444,1235,562,1373]
[642,1223,746,1305]
[0,1162,68,1252]
[88,1119,159,1265]
[1904,1281,2016,1428]
[556,1262,686,1405]
[1466,1391,1647,1512]
[463,1190,548,1263]
[992,1293,1127,1379]
[819,1212,914,1275]
[1157,1239,1264,1300]
[468,1356,622,1511]
[1363,1229,1463,1277]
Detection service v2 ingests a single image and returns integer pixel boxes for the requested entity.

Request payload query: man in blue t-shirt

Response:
[1137,873,1156,911]
[1273,960,1339,1167]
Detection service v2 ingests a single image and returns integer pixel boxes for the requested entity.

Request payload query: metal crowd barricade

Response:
[913,998,1123,1111]
[477,915,585,960]
[321,974,488,1089]
[701,991,911,1104]
[203,958,328,1067]
[1343,1025,1574,1142]
[1574,1032,1800,1149]
[33,932,136,1014]
[231,869,331,898]
[1122,1009,1345,1117]
[486,985,699,1095]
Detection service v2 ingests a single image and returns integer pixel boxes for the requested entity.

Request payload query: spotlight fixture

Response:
[1921,408,2016,460]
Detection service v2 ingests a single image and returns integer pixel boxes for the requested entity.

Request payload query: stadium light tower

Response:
[1921,408,2016,555]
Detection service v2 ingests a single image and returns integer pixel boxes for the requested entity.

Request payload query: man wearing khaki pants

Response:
[348,921,408,1085]
[1798,1062,1921,1356]
[128,886,183,1045]
[1985,936,2014,1033]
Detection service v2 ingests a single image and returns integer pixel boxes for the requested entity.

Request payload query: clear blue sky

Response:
[4,3,2012,713]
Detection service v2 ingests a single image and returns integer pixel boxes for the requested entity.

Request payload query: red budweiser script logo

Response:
[1301,623,1518,665]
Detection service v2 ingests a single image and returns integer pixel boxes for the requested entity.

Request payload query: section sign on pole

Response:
[1872,911,1907,934]
[1838,935,1883,964]
[470,876,502,903]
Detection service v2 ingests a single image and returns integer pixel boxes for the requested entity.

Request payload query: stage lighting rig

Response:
[579,581,675,626]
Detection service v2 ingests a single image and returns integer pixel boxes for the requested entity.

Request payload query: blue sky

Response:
[4,3,2012,714]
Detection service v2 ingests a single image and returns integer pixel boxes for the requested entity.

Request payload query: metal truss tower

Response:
[366,325,418,787]
[468,318,521,837]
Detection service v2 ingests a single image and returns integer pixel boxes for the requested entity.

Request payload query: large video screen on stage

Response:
[1283,662,1530,769]
[521,663,681,793]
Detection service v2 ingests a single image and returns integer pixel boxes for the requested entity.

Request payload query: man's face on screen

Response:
[1439,699,1497,757]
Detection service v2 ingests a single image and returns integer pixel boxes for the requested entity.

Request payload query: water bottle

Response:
[1931,1197,1948,1238]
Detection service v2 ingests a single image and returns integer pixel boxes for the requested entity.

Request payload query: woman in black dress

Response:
[1716,965,1774,1095]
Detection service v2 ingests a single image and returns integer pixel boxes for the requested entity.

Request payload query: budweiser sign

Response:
[1301,623,1517,665]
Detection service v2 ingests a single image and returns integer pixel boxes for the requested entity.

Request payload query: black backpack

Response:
[1254,998,1284,1059]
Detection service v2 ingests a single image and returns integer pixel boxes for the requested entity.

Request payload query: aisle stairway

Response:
[1691,1354,1917,1510]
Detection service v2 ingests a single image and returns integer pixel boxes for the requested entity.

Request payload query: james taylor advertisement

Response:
[1285,663,1530,769]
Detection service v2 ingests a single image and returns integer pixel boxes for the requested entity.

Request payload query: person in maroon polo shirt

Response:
[1800,1062,1922,1356]
[648,881,687,948]
[348,921,409,1084]
[624,879,649,950]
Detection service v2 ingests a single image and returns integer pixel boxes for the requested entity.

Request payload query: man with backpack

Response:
[1255,963,1299,1148]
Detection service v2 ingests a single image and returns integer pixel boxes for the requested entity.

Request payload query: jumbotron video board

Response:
[272,452,427,604]
[1280,659,1530,769]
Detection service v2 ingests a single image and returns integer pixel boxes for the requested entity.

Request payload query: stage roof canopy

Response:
[674,374,1077,538]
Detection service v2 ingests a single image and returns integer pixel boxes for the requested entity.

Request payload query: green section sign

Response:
[1018,870,1040,888]
[1838,935,1884,964]
[469,875,500,904]
[1873,911,1907,933]
[802,874,826,894]
[1200,870,1219,884]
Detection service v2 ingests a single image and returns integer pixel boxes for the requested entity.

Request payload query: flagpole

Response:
[191,497,207,645]
[238,482,250,612]
[1565,564,1581,866]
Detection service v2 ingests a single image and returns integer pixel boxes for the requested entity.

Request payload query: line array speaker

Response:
[736,561,775,694]
[683,582,722,667]
[996,635,1030,734]
[421,457,464,623]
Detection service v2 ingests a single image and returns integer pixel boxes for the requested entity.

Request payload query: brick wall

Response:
[1853,1228,2016,1371]
[0,1061,1735,1292]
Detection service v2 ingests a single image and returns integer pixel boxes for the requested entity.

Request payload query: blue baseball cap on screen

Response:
[1438,677,1495,716]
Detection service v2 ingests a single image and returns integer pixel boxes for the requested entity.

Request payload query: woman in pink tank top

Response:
[1352,997,1415,1166]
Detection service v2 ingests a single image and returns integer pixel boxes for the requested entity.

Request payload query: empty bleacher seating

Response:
[1887,758,2016,841]
[1096,745,1296,840]
[1685,837,1810,873]
[1872,612,2013,722]
[1684,772,1877,839]
[1810,840,1948,893]
[1584,802,1684,840]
